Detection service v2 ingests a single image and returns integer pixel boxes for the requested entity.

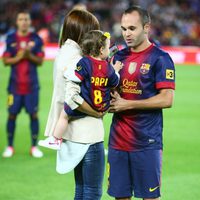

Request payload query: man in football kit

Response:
[107,6,175,200]
[2,11,44,158]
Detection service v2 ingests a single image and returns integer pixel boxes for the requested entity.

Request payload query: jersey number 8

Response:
[94,90,103,104]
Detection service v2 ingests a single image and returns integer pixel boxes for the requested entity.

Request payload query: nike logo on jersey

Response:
[149,186,159,192]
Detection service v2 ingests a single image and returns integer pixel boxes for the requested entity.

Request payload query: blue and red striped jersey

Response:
[3,31,44,94]
[75,56,119,112]
[109,44,175,151]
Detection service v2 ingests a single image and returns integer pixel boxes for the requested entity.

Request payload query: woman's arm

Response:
[65,79,103,118]
[77,101,103,118]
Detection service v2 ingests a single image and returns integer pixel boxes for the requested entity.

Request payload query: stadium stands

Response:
[0,0,200,46]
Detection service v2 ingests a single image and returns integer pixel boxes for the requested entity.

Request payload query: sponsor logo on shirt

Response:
[140,63,150,74]
[121,79,142,94]
[166,69,174,80]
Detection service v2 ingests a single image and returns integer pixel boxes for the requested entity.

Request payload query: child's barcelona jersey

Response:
[109,44,175,151]
[3,31,44,94]
[75,56,119,112]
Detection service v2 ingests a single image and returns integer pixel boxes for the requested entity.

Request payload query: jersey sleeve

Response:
[154,53,175,90]
[32,34,45,58]
[107,63,120,88]
[3,35,13,58]
[74,59,88,81]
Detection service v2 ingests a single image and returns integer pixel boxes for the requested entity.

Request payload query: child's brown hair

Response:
[81,30,109,57]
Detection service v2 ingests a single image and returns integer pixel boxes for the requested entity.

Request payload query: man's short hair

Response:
[124,6,151,26]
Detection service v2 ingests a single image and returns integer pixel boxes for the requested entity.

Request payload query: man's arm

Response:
[3,50,25,66]
[109,89,174,112]
[3,49,43,66]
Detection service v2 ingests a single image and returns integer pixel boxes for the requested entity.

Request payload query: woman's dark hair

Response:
[81,30,108,57]
[59,9,100,47]
[124,6,151,27]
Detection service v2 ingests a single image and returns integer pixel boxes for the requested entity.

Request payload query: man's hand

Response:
[16,48,32,61]
[109,89,175,113]
[22,47,43,65]
[16,49,26,60]
[24,48,31,59]
[109,91,129,113]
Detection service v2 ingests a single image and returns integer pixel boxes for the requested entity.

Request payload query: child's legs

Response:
[53,109,69,139]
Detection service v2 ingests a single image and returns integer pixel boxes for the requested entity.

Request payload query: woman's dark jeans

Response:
[74,142,105,200]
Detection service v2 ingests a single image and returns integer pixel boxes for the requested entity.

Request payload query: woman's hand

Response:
[93,111,106,118]
[77,101,106,118]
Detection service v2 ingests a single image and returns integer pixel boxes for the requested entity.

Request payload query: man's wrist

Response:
[126,99,136,110]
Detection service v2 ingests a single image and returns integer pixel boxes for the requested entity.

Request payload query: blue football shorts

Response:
[107,148,162,199]
[7,91,39,114]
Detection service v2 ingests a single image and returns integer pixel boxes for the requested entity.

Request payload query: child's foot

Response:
[38,136,62,150]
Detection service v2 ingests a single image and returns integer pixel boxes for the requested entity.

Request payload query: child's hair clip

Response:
[103,32,111,39]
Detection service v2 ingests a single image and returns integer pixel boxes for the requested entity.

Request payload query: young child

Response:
[38,30,123,150]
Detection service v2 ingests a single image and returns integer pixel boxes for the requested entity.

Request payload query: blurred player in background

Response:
[2,11,44,158]
[107,6,175,200]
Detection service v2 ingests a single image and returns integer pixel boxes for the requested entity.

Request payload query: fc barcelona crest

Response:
[140,63,150,74]
[128,62,137,74]
[20,41,27,49]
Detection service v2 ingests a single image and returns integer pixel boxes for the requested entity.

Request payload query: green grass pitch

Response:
[0,60,200,200]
